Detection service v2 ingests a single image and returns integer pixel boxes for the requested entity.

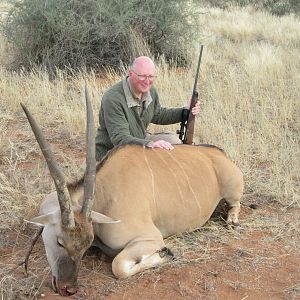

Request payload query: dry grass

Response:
[0,3,299,299]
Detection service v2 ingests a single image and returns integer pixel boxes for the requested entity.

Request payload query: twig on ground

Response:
[7,227,43,275]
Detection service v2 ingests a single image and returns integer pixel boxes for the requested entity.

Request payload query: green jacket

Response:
[95,78,183,161]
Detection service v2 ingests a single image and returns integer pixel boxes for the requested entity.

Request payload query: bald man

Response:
[95,56,200,161]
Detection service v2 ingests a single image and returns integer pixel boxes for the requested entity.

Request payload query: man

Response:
[95,56,200,161]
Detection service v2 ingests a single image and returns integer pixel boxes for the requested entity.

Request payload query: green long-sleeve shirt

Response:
[95,78,183,161]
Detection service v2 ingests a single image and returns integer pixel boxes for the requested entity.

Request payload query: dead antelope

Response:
[22,88,243,296]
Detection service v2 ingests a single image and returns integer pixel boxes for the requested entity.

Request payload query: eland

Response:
[22,88,243,296]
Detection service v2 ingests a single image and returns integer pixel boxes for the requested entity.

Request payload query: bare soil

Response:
[1,196,299,300]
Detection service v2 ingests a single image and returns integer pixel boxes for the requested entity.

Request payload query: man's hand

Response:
[184,100,201,116]
[147,140,174,150]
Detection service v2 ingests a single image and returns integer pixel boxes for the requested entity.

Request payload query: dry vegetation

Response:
[0,4,299,300]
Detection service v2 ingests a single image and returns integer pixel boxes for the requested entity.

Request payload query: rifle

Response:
[177,45,204,144]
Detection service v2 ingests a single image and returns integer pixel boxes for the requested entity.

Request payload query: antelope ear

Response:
[91,211,120,224]
[25,210,61,226]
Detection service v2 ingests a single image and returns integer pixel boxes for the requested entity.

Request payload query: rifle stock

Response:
[177,46,203,145]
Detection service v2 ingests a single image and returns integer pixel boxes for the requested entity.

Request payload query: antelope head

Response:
[21,87,117,296]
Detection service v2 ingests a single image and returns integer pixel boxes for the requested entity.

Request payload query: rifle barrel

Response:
[193,45,204,94]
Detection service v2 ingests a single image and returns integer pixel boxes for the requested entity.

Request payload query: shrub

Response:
[2,0,199,72]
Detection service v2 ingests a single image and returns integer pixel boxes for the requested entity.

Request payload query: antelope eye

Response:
[57,239,64,247]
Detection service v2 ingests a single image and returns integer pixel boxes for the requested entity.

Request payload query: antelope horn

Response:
[81,86,96,219]
[20,103,75,228]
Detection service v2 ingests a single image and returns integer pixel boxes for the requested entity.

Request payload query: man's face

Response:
[128,59,156,95]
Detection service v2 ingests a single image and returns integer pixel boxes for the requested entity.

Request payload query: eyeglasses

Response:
[131,70,157,81]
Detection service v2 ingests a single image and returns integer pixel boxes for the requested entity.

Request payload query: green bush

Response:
[2,0,199,71]
[202,0,300,16]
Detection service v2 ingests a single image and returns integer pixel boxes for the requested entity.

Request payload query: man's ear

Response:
[91,211,120,224]
[128,68,133,77]
[24,210,61,226]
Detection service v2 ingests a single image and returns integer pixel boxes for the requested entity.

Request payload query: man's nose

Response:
[143,77,152,84]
